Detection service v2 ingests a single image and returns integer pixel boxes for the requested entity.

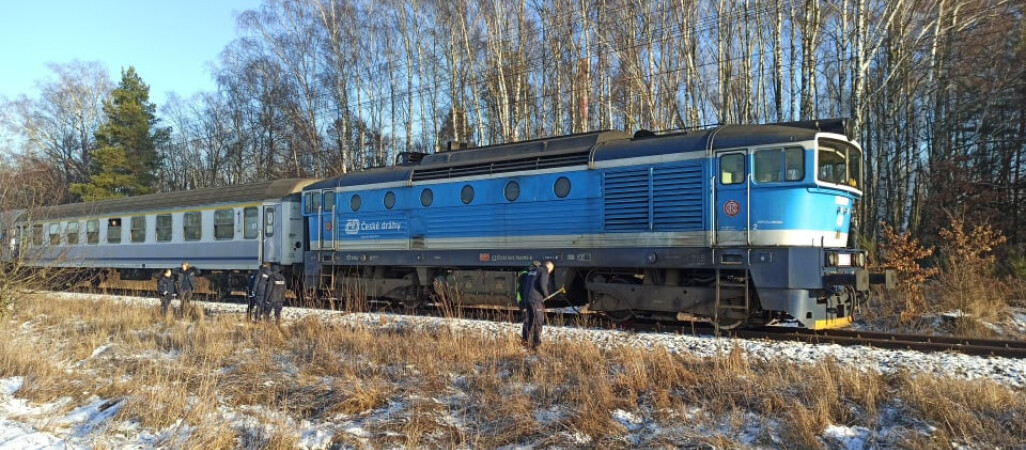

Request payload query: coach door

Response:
[714,151,751,246]
[261,203,283,263]
[320,189,336,250]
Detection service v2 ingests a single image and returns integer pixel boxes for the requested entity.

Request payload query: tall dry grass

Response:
[0,293,1023,448]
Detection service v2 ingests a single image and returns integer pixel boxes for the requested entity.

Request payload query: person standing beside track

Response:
[524,260,554,350]
[157,269,175,316]
[249,262,272,321]
[262,265,287,326]
[174,261,200,315]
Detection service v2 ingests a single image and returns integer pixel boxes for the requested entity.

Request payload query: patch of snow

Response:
[0,379,22,398]
[0,418,73,450]
[87,344,114,360]
[822,424,873,450]
[611,408,643,431]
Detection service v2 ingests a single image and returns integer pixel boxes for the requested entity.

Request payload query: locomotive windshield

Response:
[817,139,862,190]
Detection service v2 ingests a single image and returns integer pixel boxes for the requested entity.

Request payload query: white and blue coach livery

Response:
[3,179,317,297]
[302,119,893,329]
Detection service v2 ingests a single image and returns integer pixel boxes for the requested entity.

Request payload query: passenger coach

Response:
[2,179,317,296]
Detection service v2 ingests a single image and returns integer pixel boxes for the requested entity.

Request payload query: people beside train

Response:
[174,261,200,314]
[518,261,541,347]
[261,264,287,325]
[248,262,272,321]
[523,260,555,350]
[157,269,175,315]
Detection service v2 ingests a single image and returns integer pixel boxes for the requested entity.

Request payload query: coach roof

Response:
[29,178,319,220]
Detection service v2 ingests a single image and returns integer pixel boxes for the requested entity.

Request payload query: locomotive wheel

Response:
[714,317,745,330]
[604,310,635,324]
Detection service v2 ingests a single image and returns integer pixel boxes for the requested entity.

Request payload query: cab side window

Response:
[754,147,804,183]
[719,153,746,185]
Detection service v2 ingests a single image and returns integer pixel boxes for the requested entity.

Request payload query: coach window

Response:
[460,185,474,204]
[48,223,60,245]
[554,177,571,198]
[350,194,361,212]
[107,218,122,244]
[244,207,258,239]
[264,208,275,237]
[86,220,98,244]
[130,216,146,243]
[504,181,520,202]
[32,224,42,246]
[66,222,80,245]
[420,188,433,207]
[86,220,99,244]
[156,214,172,242]
[384,191,396,210]
[214,209,234,240]
[183,212,201,241]
[719,154,746,185]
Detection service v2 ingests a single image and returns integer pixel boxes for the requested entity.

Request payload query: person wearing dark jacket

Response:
[174,261,200,314]
[519,261,541,346]
[157,269,175,315]
[248,262,272,321]
[524,260,554,350]
[262,265,287,325]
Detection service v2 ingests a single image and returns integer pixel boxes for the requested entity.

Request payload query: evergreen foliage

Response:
[70,67,170,201]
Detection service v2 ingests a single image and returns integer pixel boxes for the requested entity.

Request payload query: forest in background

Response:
[1,0,1024,262]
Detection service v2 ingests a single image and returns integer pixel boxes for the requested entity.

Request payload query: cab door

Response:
[714,151,750,246]
[320,189,337,250]
[261,203,283,263]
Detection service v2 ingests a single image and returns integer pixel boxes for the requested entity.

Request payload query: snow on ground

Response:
[1,292,1024,448]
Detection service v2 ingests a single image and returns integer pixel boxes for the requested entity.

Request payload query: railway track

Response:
[62,288,1026,359]
[727,327,1026,359]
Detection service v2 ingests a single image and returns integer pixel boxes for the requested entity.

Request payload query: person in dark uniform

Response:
[252,262,272,321]
[174,261,200,315]
[524,260,554,350]
[262,265,287,325]
[157,269,175,315]
[518,261,541,346]
[248,262,272,321]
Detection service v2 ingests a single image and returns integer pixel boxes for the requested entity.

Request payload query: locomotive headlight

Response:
[826,252,839,267]
[836,253,852,267]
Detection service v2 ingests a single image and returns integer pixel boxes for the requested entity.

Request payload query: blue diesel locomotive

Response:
[301,119,892,329]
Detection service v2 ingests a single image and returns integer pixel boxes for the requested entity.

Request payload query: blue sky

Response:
[0,0,262,107]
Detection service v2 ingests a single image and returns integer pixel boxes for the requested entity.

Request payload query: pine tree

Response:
[70,67,170,201]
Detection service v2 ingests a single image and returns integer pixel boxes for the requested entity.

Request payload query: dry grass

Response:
[0,294,1024,448]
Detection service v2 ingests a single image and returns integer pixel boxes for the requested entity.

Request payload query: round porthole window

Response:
[421,188,434,207]
[383,191,396,209]
[350,194,362,212]
[504,181,520,202]
[554,176,571,198]
[460,185,474,204]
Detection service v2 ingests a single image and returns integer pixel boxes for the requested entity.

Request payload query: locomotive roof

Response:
[28,178,319,220]
[305,119,848,188]
[591,123,823,161]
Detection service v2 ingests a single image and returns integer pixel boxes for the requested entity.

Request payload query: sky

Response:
[0,0,263,108]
